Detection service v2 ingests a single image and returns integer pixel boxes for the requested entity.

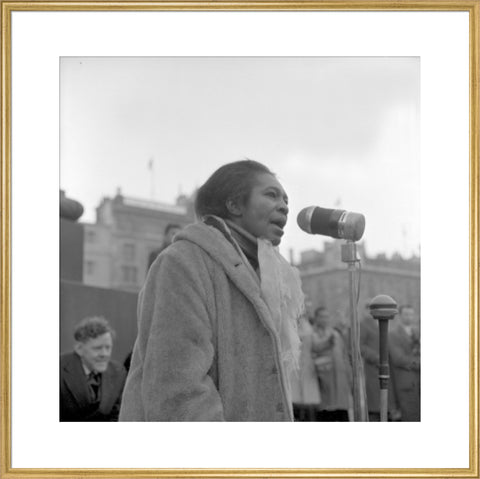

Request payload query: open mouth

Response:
[269,219,287,238]
[270,217,287,230]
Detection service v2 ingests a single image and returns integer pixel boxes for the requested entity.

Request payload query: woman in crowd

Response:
[119,159,304,421]
[291,312,322,421]
[311,306,353,421]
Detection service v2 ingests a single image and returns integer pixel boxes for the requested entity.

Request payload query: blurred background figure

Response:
[291,313,322,421]
[389,304,420,421]
[311,306,352,421]
[147,223,182,270]
[60,316,127,421]
[360,302,399,421]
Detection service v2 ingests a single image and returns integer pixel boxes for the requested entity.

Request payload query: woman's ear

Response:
[226,198,243,217]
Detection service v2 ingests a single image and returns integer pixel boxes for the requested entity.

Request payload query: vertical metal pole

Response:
[378,320,390,422]
[348,263,363,420]
[342,242,367,421]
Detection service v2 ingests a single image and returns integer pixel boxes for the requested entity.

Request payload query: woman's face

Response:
[232,172,289,246]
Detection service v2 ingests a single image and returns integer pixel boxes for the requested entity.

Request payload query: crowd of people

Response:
[292,303,420,422]
[60,159,420,422]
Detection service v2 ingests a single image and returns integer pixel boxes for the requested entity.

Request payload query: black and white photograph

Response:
[59,56,420,423]
[3,5,475,476]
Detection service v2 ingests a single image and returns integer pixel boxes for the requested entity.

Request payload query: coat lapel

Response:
[219,249,278,335]
[62,353,92,411]
[193,222,278,334]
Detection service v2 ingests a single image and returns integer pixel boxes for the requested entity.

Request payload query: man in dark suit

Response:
[389,304,420,421]
[60,316,127,421]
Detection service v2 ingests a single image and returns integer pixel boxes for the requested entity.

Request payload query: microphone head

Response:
[369,294,398,320]
[296,206,315,234]
[340,211,366,242]
[297,206,365,241]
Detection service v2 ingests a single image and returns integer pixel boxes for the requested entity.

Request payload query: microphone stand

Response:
[369,295,398,422]
[341,241,368,421]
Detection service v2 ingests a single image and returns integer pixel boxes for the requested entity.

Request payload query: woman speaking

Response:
[119,159,304,421]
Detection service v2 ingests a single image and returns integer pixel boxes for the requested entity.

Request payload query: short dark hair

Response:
[73,316,115,343]
[194,159,274,219]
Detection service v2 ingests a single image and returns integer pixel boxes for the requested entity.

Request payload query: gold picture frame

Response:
[1,1,478,478]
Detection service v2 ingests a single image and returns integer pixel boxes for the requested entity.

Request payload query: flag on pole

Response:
[148,157,155,200]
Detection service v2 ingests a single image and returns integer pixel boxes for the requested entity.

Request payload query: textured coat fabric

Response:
[119,222,294,421]
[389,324,420,421]
[60,352,127,421]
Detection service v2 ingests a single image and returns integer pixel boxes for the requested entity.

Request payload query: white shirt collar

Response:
[81,361,92,376]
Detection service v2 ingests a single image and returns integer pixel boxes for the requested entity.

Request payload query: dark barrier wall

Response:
[60,218,84,282]
[60,280,138,364]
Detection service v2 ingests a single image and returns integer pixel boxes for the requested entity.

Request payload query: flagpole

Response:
[148,158,155,200]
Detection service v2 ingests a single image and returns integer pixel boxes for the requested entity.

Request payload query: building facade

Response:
[82,190,195,292]
[297,240,421,324]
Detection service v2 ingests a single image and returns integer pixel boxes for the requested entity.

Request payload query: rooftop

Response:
[120,196,188,215]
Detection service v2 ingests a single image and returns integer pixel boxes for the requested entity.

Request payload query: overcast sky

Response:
[60,56,420,262]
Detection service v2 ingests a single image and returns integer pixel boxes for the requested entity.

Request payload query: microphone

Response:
[297,206,365,241]
[369,294,398,422]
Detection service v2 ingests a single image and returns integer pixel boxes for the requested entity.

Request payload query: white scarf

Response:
[204,216,305,404]
[257,238,304,385]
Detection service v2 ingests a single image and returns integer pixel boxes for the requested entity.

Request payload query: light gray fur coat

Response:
[119,221,294,421]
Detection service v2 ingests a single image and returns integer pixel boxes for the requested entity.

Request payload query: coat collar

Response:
[61,352,93,410]
[175,221,278,335]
